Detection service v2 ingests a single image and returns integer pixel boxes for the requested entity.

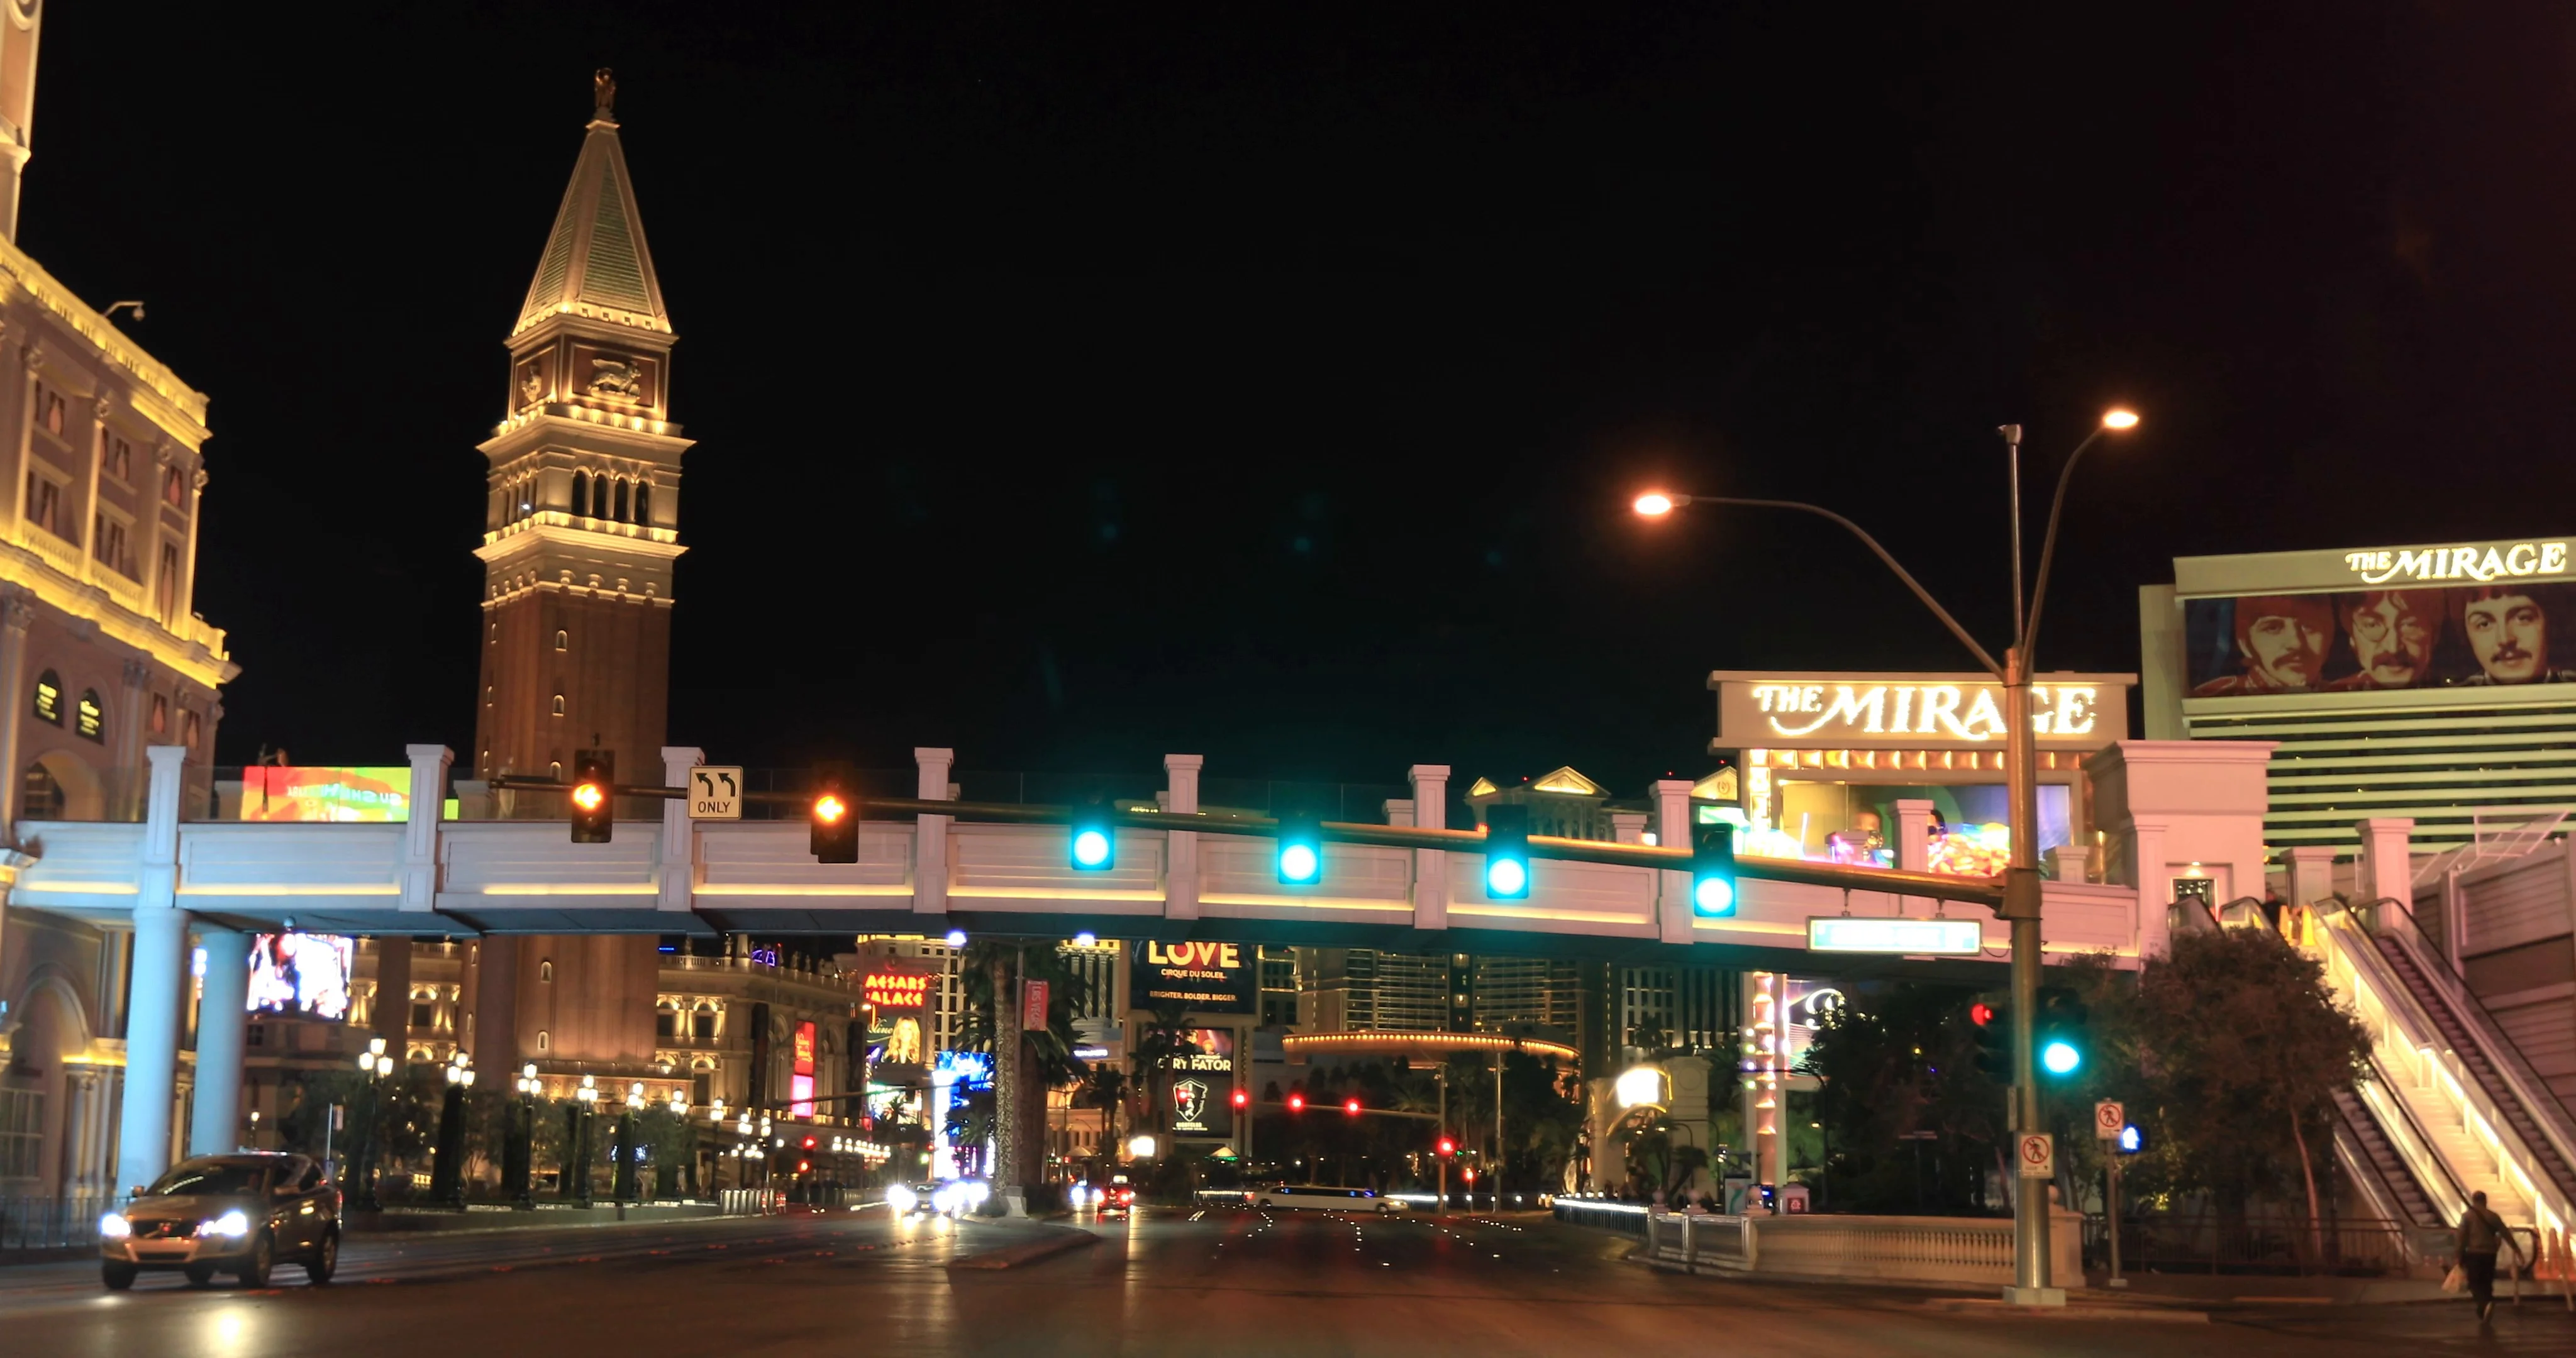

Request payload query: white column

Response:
[2357,819,2416,908]
[399,744,452,915]
[912,748,953,916]
[2284,846,2338,910]
[188,925,251,1155]
[1652,779,1692,944]
[116,746,190,1198]
[1163,754,1202,920]
[658,746,704,917]
[1409,765,1449,931]
[1610,810,1646,846]
[1892,799,1935,873]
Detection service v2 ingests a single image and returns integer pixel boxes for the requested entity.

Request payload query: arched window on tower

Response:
[572,471,591,519]
[612,477,629,524]
[554,630,569,652]
[31,670,60,725]
[634,481,652,527]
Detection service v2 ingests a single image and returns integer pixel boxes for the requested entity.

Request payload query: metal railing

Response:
[0,1193,111,1251]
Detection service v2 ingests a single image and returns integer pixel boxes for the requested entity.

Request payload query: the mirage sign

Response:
[1128,940,1254,1014]
[1710,671,2133,750]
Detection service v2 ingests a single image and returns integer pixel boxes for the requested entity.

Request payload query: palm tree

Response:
[1079,1067,1128,1164]
[958,941,1097,1187]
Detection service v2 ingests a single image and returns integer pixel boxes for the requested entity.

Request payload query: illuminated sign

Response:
[2182,575,2576,695]
[1128,940,1253,1013]
[792,1021,816,1076]
[237,766,411,822]
[1711,673,2130,750]
[246,933,356,1020]
[790,1020,818,1118]
[750,946,781,968]
[2175,535,2576,599]
[2346,541,2570,586]
[865,970,932,1009]
[1806,917,1986,955]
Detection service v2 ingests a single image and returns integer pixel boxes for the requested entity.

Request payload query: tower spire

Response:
[514,69,670,342]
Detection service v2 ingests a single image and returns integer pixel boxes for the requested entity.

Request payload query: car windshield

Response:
[143,1162,267,1198]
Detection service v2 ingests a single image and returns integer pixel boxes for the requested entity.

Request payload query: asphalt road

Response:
[1,1205,2570,1356]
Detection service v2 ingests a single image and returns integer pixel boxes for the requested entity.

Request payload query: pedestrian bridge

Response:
[6,741,2280,973]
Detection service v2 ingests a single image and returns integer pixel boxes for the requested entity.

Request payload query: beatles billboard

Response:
[2177,536,2576,696]
[1128,940,1255,1014]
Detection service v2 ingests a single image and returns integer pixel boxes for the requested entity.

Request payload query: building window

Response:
[150,693,169,735]
[550,694,565,715]
[548,761,562,780]
[76,691,104,742]
[572,470,591,517]
[23,473,62,540]
[611,477,629,523]
[36,387,64,436]
[20,762,63,819]
[162,466,186,507]
[93,516,131,578]
[536,1030,551,1052]
[634,482,652,526]
[656,1010,677,1038]
[101,433,132,482]
[694,1010,717,1039]
[156,542,181,622]
[411,1002,433,1031]
[0,1089,43,1179]
[31,670,60,725]
[540,959,554,983]
[182,710,202,749]
[554,630,569,651]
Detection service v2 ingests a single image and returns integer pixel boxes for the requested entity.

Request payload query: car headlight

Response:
[203,1210,251,1239]
[99,1213,131,1240]
[886,1186,917,1212]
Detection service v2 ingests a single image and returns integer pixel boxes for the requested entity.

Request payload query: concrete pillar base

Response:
[2001,1286,2067,1307]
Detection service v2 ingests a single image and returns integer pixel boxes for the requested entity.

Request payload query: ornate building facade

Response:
[0,0,238,1203]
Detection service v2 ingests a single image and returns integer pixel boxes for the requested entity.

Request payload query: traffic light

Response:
[1344,1096,1362,1117]
[1070,792,1115,871]
[810,765,858,863]
[1689,820,1738,917]
[1438,1136,1456,1157]
[569,749,613,844]
[2035,985,2089,1078]
[1482,804,1531,900]
[801,1135,818,1151]
[1231,1087,1250,1111]
[1276,810,1324,885]
[1287,1091,1306,1113]
[1969,999,2011,1079]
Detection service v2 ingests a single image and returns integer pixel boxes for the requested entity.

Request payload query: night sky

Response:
[28,4,2576,795]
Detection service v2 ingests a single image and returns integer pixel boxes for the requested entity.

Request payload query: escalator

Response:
[2312,899,2576,1239]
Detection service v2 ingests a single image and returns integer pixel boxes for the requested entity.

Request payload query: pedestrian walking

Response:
[2457,1190,2528,1323]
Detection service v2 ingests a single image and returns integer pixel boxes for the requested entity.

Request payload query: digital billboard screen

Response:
[246,933,355,1021]
[1128,941,1254,1014]
[237,766,411,822]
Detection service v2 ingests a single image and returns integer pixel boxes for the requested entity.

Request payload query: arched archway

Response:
[22,749,104,821]
[3,968,97,1196]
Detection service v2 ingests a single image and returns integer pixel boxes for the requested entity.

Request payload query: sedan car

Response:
[101,1152,340,1290]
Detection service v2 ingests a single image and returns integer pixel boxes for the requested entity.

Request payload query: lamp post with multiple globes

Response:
[350,1036,397,1212]
[508,1064,540,1209]
[1631,407,2140,1306]
[429,1051,477,1207]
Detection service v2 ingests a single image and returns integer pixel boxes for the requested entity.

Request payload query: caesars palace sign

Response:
[1709,671,2135,750]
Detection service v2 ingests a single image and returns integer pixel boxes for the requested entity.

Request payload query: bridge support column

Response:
[189,925,252,1155]
[660,746,704,919]
[116,745,191,1198]
[913,749,953,916]
[1163,754,1201,919]
[1409,765,1448,929]
[1653,780,1692,945]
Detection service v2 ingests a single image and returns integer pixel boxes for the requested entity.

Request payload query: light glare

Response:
[1693,876,1736,916]
[2101,408,2140,431]
[813,793,847,823]
[1072,828,1112,867]
[1633,492,1675,517]
[2042,1039,2082,1075]
[1279,843,1319,883]
[571,782,605,812]
[1485,858,1527,897]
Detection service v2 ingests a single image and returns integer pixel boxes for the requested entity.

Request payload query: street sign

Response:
[688,765,743,820]
[2016,1132,2055,1178]
[2094,1100,2125,1140]
[1805,917,1984,955]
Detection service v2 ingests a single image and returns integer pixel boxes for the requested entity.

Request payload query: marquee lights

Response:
[1748,682,2098,742]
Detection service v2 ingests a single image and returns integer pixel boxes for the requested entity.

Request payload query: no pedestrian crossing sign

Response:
[689,765,743,820]
[2094,1100,2125,1140]
[2016,1132,2055,1178]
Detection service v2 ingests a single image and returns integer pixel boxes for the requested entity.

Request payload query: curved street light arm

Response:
[1675,495,2004,677]
[2016,428,2106,665]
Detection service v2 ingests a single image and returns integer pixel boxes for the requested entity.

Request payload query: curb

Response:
[946,1228,1101,1271]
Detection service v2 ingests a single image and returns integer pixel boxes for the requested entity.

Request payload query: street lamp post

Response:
[430,1051,476,1208]
[352,1037,396,1212]
[615,1082,644,1204]
[1632,407,2135,1306]
[571,1074,600,1207]
[508,1064,539,1210]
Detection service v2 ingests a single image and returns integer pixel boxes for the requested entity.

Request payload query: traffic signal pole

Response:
[2003,646,2058,1305]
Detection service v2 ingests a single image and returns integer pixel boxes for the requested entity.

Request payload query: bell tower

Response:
[473,69,691,788]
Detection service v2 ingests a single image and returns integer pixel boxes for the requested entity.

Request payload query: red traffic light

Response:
[1345,1097,1362,1117]
[802,1135,817,1150]
[1287,1093,1305,1112]
[1230,1088,1249,1109]
[1438,1137,1455,1156]
[1970,1001,1996,1027]
[796,1159,811,1174]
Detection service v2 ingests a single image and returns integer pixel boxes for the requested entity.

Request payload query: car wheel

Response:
[306,1230,338,1285]
[236,1234,273,1289]
[183,1263,217,1286]
[102,1262,138,1291]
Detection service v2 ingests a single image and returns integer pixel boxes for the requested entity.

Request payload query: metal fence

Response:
[0,1193,110,1251]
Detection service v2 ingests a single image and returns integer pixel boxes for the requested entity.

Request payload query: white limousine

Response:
[1253,1185,1407,1214]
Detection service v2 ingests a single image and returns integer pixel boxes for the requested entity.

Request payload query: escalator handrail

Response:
[2347,1051,2472,1222]
[2329,896,2576,1207]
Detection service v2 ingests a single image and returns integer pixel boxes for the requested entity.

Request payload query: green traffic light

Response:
[2041,1039,2081,1076]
